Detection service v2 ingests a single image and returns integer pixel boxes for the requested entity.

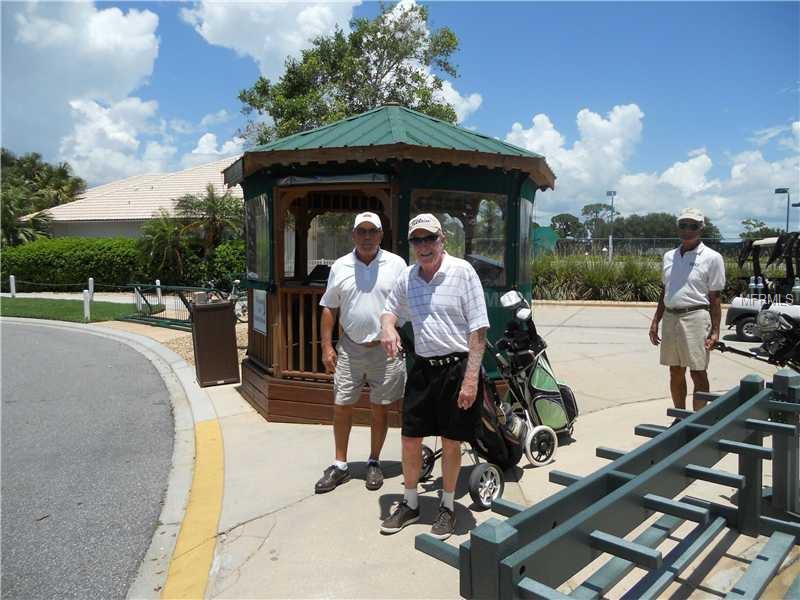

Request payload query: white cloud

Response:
[750,125,787,146]
[180,1,359,80]
[437,80,482,124]
[779,121,800,152]
[200,109,233,127]
[2,2,159,160]
[181,133,244,169]
[506,105,800,237]
[60,98,177,183]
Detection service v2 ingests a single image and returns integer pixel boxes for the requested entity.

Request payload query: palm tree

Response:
[1,186,52,246]
[175,184,243,257]
[138,209,192,281]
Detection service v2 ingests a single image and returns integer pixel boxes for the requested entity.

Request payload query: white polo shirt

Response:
[319,249,407,344]
[662,242,726,308]
[383,253,490,357]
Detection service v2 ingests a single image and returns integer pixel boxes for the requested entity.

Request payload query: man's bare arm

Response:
[706,291,722,350]
[650,287,665,346]
[321,307,338,373]
[457,327,487,409]
[380,312,401,357]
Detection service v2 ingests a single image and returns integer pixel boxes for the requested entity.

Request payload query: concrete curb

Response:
[0,317,207,599]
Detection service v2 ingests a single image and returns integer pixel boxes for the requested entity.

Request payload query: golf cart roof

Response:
[752,237,780,247]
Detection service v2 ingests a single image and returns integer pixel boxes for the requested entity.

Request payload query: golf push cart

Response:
[419,290,579,510]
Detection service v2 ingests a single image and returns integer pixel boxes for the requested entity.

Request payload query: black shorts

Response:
[401,353,482,442]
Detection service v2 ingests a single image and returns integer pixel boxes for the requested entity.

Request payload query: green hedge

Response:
[530,255,760,302]
[1,238,141,291]
[1,237,246,291]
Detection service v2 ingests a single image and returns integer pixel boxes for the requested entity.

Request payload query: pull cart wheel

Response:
[420,444,435,481]
[525,425,558,467]
[468,463,505,510]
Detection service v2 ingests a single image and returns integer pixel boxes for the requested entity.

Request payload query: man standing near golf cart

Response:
[649,208,725,412]
[379,213,489,540]
[314,212,407,494]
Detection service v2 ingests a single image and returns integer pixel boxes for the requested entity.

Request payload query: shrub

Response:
[1,237,141,291]
[207,240,246,288]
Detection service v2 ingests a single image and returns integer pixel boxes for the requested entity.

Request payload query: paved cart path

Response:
[1,322,174,600]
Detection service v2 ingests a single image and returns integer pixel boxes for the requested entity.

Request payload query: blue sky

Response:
[2,1,798,236]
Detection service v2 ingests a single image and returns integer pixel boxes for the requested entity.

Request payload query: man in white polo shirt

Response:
[379,213,489,540]
[314,212,407,494]
[649,208,725,412]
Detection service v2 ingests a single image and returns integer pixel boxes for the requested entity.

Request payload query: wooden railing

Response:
[277,286,331,380]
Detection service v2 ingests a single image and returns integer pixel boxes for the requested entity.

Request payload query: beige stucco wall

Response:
[51,220,146,238]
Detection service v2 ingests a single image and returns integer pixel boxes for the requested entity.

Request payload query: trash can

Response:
[191,301,240,387]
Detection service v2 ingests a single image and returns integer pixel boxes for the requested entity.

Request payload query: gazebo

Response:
[223,104,555,425]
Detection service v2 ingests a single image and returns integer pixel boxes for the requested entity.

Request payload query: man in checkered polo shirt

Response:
[378,213,489,540]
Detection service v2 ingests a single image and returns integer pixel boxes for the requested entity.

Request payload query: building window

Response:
[410,189,507,286]
[519,197,534,287]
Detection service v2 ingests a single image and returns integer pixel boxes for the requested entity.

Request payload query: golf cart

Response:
[725,233,799,342]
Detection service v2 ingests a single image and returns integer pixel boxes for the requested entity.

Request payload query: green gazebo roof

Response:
[225,104,555,189]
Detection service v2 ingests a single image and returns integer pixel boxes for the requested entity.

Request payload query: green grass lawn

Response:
[0,298,138,322]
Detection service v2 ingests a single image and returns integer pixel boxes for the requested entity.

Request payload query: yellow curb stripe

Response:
[162,420,224,599]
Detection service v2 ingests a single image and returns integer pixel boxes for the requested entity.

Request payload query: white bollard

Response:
[83,290,91,322]
[155,279,162,306]
[88,277,94,299]
[10,275,16,298]
[135,288,144,312]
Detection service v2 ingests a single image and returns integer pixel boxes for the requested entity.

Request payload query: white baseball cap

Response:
[408,213,442,238]
[677,208,705,224]
[353,212,382,229]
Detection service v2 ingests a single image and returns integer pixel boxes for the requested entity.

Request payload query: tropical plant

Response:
[175,184,243,257]
[1,185,52,247]
[138,210,195,284]
[238,2,460,143]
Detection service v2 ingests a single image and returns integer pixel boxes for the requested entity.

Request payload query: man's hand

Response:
[705,330,719,351]
[380,327,402,358]
[322,345,337,374]
[457,380,478,410]
[649,321,661,346]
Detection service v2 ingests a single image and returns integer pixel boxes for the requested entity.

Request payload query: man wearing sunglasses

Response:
[379,213,489,540]
[314,212,408,494]
[649,208,725,412]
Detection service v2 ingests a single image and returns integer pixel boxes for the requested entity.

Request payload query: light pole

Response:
[775,188,791,232]
[606,190,616,261]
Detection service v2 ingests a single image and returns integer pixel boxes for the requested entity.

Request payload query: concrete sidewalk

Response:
[87,304,798,599]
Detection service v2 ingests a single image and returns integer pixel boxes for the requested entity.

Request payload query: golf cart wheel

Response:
[468,463,505,510]
[736,316,759,342]
[525,425,558,467]
[419,444,435,482]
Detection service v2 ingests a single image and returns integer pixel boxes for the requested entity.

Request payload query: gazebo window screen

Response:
[519,196,534,287]
[246,193,269,281]
[411,189,507,286]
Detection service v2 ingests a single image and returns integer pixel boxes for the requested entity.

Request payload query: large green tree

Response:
[1,148,85,246]
[739,218,782,240]
[238,2,460,143]
[550,213,584,238]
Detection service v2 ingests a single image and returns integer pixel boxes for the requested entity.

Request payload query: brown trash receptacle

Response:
[191,301,240,387]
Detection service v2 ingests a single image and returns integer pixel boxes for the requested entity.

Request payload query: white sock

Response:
[441,491,455,512]
[334,460,348,471]
[404,488,419,510]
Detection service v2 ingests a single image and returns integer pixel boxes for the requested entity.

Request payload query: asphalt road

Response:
[1,322,174,600]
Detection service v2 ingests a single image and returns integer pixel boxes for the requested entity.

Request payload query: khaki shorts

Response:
[660,309,712,371]
[333,335,406,406]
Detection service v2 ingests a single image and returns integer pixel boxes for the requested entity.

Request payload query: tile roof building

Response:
[43,156,242,238]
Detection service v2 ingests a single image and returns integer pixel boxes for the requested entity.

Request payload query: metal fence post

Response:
[83,290,91,322]
[9,275,15,298]
[88,277,94,299]
[770,370,800,514]
[155,279,162,306]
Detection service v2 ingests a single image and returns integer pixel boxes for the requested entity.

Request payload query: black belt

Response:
[417,352,468,367]
[665,305,709,315]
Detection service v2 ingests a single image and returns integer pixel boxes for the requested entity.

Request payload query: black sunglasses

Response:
[678,221,701,231]
[409,233,439,245]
